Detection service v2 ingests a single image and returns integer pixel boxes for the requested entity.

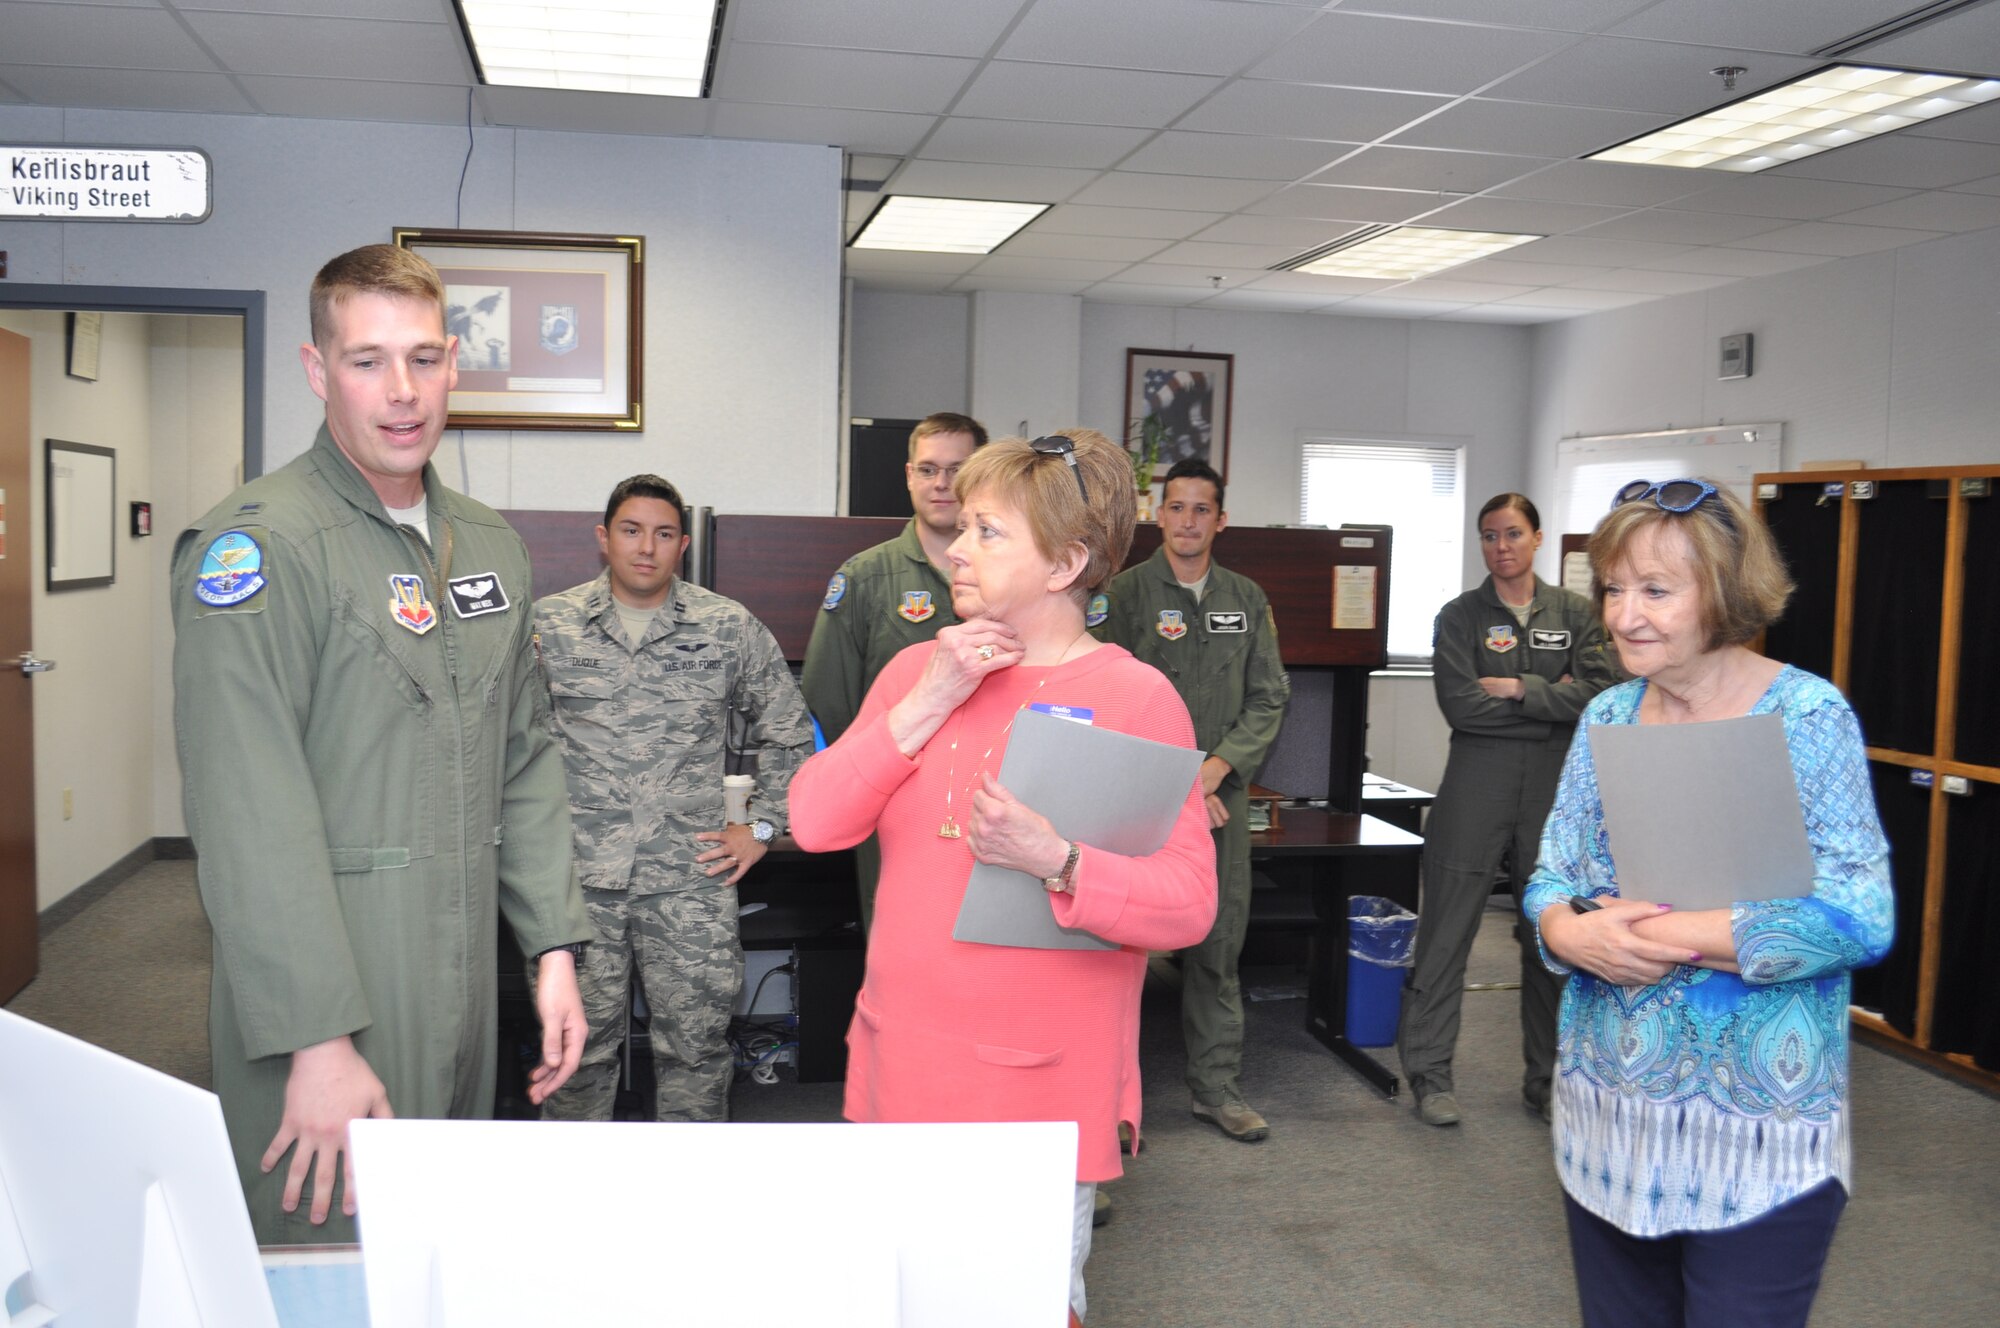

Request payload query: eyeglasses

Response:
[1613,478,1718,514]
[1029,435,1090,504]
[911,463,963,483]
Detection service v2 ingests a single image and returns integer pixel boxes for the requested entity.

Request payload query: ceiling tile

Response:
[1067,172,1280,210]
[1106,262,1256,288]
[950,275,1098,295]
[1390,278,1540,302]
[1902,102,2000,147]
[1119,131,1353,181]
[847,155,905,181]
[1606,0,1911,55]
[1001,232,1173,261]
[180,11,469,82]
[1844,3,2000,74]
[1176,82,1451,141]
[1,65,254,114]
[1951,172,2000,197]
[970,255,1134,281]
[887,160,1099,202]
[1439,302,1583,323]
[1247,12,1575,94]
[1422,196,1634,234]
[1723,220,1947,257]
[727,0,1025,56]
[850,271,960,293]
[917,118,1154,170]
[1494,286,1655,308]
[168,1,435,15]
[844,248,986,275]
[1772,136,2000,191]
[1570,208,1790,245]
[1244,184,1443,222]
[1245,271,1399,295]
[1148,239,1304,268]
[1195,289,1347,311]
[1387,98,1668,158]
[711,104,933,154]
[235,75,470,123]
[1311,146,1553,193]
[1503,234,1695,266]
[1669,175,1918,220]
[0,74,26,104]
[0,3,218,70]
[951,62,1222,129]
[997,0,1314,76]
[1625,247,1831,276]
[1446,257,1615,285]
[1487,159,1711,206]
[714,43,977,113]
[1484,37,1813,115]
[1032,204,1223,238]
[1191,213,1372,246]
[1825,190,2000,233]
[1333,295,1476,316]
[481,86,712,135]
[1562,268,1739,294]
[1085,282,1219,305]
[1337,1,1656,31]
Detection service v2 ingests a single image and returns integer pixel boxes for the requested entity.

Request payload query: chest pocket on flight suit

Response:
[320,588,437,870]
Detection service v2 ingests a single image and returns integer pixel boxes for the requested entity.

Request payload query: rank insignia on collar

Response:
[446,572,510,619]
[1085,592,1109,628]
[1156,609,1187,640]
[389,574,438,635]
[822,571,847,612]
[193,529,267,607]
[1485,624,1517,653]
[897,589,937,623]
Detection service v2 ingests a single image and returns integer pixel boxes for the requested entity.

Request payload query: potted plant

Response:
[1128,413,1164,521]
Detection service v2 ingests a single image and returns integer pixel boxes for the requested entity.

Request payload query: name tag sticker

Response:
[1031,703,1094,726]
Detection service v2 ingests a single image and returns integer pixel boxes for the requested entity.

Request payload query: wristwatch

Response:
[1042,841,1081,894]
[750,819,777,844]
[1568,895,1603,915]
[539,941,589,962]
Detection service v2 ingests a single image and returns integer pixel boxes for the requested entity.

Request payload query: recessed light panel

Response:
[462,1,722,97]
[850,196,1051,254]
[1590,65,2000,173]
[1292,227,1541,280]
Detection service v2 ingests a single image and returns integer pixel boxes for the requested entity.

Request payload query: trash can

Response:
[1345,896,1417,1047]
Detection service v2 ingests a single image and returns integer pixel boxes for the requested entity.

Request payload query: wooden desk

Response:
[1251,809,1423,1098]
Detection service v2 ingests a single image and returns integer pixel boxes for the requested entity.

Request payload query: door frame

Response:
[0,284,265,477]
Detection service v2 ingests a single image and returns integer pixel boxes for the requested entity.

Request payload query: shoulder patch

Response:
[193,529,268,608]
[822,571,848,612]
[1085,592,1109,628]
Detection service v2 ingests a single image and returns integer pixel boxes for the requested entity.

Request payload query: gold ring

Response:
[977,645,995,661]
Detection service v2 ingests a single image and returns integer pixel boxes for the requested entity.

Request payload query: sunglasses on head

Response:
[1613,478,1718,514]
[1029,435,1089,504]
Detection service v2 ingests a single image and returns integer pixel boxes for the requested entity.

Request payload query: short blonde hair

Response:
[954,428,1135,608]
[310,244,446,349]
[1588,481,1792,649]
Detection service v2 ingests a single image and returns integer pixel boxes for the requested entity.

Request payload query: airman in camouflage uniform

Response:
[535,475,812,1121]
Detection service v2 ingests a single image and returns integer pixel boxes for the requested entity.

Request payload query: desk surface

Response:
[1251,808,1423,858]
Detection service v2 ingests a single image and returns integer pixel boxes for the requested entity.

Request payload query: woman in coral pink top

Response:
[790,429,1217,1321]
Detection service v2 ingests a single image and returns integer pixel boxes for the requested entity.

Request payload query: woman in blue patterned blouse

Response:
[1524,479,1893,1328]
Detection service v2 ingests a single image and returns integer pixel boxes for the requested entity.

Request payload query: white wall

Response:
[0,105,844,517]
[848,290,969,421]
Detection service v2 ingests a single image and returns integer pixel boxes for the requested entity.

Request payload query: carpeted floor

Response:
[11,862,1999,1326]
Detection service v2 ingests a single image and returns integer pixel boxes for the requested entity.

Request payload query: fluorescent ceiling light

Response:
[461,2,722,98]
[1589,65,2000,173]
[850,196,1050,254]
[1283,226,1541,281]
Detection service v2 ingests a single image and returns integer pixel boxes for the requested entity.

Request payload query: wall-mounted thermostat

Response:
[1719,333,1754,380]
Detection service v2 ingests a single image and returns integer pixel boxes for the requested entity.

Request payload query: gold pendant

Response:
[938,817,962,839]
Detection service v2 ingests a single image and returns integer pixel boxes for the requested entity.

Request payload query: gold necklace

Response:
[937,628,1091,839]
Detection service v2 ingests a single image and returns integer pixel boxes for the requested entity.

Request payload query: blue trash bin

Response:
[1345,896,1417,1046]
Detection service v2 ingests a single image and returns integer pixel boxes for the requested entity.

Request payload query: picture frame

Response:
[66,311,102,382]
[392,228,644,431]
[1125,348,1234,484]
[45,439,115,591]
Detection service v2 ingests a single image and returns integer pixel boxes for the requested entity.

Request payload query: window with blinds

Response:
[1300,437,1465,663]
[1552,425,1783,544]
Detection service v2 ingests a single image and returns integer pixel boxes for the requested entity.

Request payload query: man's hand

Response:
[1477,677,1526,700]
[527,948,588,1105]
[1204,793,1229,829]
[263,1035,392,1225]
[695,822,767,885]
[1198,755,1232,798]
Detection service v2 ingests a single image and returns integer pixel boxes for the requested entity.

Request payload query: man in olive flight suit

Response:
[171,245,590,1245]
[535,474,813,1122]
[1099,458,1290,1141]
[801,411,985,928]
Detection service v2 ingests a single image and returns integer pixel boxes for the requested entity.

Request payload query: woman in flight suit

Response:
[1398,493,1617,1127]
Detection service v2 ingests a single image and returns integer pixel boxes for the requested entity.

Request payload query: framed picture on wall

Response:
[391,228,644,431]
[46,439,116,591]
[1124,348,1233,483]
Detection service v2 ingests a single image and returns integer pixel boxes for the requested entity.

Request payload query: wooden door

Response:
[0,327,37,1002]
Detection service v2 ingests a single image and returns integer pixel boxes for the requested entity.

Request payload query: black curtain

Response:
[1850,761,1928,1035]
[1848,482,1947,756]
[1931,787,2000,1070]
[1954,493,2000,767]
[1760,487,1841,682]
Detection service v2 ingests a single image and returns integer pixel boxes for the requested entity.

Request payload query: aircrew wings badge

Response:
[898,590,937,623]
[1156,609,1187,640]
[389,574,439,636]
[193,530,267,607]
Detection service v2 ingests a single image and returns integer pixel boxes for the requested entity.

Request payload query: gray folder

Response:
[952,707,1205,951]
[1588,711,1815,912]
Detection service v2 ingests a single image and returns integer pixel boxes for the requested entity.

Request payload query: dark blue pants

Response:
[1564,1181,1847,1328]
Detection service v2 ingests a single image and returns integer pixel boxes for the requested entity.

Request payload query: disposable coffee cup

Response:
[723,774,755,824]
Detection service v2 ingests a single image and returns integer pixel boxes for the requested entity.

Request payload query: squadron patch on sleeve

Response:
[1085,592,1109,628]
[822,571,848,612]
[193,529,268,608]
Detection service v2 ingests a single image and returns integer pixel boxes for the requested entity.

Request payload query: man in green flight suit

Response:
[170,245,590,1245]
[801,410,985,928]
[1099,458,1290,1141]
